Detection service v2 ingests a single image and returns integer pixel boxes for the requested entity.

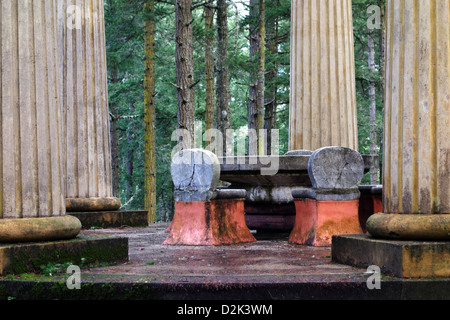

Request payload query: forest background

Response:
[105,0,385,222]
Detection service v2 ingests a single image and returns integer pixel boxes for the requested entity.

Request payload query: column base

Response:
[65,197,122,212]
[0,216,81,243]
[289,199,362,247]
[68,210,149,229]
[164,199,256,246]
[332,234,450,278]
[366,213,450,241]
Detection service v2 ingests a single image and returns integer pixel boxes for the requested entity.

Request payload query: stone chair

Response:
[163,149,256,246]
[289,147,365,246]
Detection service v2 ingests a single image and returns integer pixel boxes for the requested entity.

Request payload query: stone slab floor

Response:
[79,223,368,284]
[2,223,449,300]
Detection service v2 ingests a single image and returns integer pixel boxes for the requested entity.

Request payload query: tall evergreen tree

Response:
[144,0,157,222]
[175,0,196,150]
[204,1,216,132]
[216,0,231,155]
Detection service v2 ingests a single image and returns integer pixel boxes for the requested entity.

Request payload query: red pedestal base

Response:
[163,199,256,246]
[358,191,383,233]
[373,196,382,215]
[289,199,363,247]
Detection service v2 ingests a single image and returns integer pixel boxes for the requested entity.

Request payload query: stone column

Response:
[0,0,81,242]
[289,0,358,151]
[367,0,450,239]
[59,0,121,212]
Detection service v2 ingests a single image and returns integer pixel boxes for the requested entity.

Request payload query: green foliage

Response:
[353,0,385,184]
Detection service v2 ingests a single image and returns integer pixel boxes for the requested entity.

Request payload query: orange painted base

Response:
[373,196,383,215]
[163,200,256,246]
[359,193,383,233]
[289,200,363,247]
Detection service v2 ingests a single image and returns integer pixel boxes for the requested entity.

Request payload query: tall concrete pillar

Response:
[0,0,81,242]
[59,0,121,212]
[289,0,358,152]
[367,0,450,239]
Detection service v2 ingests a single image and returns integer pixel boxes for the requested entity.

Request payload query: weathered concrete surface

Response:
[0,235,128,275]
[285,150,313,156]
[0,216,82,243]
[382,0,450,215]
[308,147,364,191]
[68,210,149,229]
[289,0,358,151]
[1,224,450,300]
[289,200,362,247]
[169,150,254,245]
[0,0,81,243]
[172,149,221,202]
[65,197,122,212]
[333,234,450,278]
[219,155,377,191]
[79,224,364,280]
[60,0,118,205]
[292,187,361,202]
[219,155,311,190]
[366,213,450,241]
[164,200,256,246]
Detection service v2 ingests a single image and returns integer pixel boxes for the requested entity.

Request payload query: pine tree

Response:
[216,0,231,155]
[175,0,196,150]
[144,0,157,222]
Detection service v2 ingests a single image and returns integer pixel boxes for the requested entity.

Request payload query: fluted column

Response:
[59,0,121,212]
[0,0,81,242]
[367,0,450,240]
[289,0,358,151]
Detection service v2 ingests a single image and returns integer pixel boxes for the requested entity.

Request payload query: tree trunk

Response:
[264,0,278,155]
[205,2,215,132]
[176,0,196,150]
[125,103,135,209]
[109,67,120,198]
[256,0,265,155]
[378,0,385,110]
[378,0,385,184]
[144,0,157,222]
[368,32,377,184]
[248,0,259,155]
[216,0,231,156]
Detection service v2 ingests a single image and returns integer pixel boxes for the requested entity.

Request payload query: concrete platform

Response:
[0,223,449,301]
[332,234,450,278]
[0,236,128,275]
[68,210,149,229]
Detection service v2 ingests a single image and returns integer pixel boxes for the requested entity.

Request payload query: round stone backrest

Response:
[308,147,364,190]
[171,149,221,193]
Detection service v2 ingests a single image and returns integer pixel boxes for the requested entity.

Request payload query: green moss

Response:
[0,284,9,300]
[1,236,128,276]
